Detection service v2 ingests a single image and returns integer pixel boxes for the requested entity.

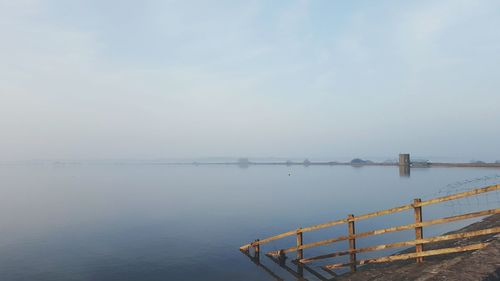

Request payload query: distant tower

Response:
[399,153,410,177]
[399,154,410,166]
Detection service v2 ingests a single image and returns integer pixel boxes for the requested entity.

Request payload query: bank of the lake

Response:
[338,214,500,281]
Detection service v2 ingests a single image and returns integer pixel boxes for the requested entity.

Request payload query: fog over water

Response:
[1,0,500,162]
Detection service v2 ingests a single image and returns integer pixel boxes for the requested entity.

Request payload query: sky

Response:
[1,0,500,161]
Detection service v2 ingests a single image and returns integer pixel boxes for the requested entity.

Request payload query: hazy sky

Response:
[1,0,500,161]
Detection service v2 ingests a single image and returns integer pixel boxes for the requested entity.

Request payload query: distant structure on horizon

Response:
[350,158,373,165]
[399,153,411,177]
[237,158,250,168]
[399,154,410,166]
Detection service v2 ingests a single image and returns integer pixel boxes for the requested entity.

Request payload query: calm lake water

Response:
[0,164,499,281]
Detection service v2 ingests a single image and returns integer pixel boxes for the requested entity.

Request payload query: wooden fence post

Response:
[348,214,357,272]
[278,249,286,266]
[296,228,303,261]
[413,198,423,263]
[254,239,260,262]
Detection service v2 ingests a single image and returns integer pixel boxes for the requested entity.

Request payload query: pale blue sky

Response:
[1,0,500,161]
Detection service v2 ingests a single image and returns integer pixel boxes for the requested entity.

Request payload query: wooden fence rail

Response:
[323,243,488,270]
[240,184,500,275]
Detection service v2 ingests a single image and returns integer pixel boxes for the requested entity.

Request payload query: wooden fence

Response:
[240,184,500,274]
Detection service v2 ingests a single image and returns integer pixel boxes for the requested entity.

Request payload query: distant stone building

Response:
[399,154,410,166]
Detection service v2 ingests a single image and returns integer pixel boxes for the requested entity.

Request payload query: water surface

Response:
[0,164,498,280]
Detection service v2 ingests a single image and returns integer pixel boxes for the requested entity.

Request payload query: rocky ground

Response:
[337,214,500,281]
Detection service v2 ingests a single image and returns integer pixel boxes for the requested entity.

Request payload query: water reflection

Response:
[399,165,411,177]
[240,248,336,281]
[240,249,285,281]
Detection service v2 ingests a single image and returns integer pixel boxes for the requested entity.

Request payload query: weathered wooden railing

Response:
[240,184,500,274]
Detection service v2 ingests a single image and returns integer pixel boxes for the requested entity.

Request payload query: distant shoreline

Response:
[148,161,500,168]
[4,161,500,168]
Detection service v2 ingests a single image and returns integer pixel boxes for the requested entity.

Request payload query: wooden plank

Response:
[240,244,252,251]
[322,262,351,270]
[300,218,348,233]
[348,209,498,241]
[240,229,298,250]
[324,243,488,269]
[253,230,297,245]
[350,184,499,222]
[300,226,500,263]
[271,208,499,255]
[268,234,350,255]
[320,267,338,277]
[301,203,415,231]
[301,249,351,263]
[242,185,500,252]
[353,204,413,222]
[240,185,500,250]
[416,184,500,208]
[413,198,423,263]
